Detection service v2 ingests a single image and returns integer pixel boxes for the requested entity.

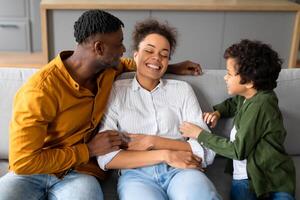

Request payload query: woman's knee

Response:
[168,170,221,200]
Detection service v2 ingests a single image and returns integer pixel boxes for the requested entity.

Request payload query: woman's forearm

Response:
[106,150,167,169]
[153,137,192,152]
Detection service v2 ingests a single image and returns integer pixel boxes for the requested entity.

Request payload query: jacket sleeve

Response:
[213,96,242,118]
[9,86,89,175]
[198,101,266,160]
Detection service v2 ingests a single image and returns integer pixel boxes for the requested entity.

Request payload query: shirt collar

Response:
[56,51,81,91]
[131,76,165,92]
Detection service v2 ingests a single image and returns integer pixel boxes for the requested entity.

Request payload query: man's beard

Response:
[97,58,121,72]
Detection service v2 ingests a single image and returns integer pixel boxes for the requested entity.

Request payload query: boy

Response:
[180,39,295,200]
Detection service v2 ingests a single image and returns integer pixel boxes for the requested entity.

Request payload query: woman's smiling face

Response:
[134,33,170,86]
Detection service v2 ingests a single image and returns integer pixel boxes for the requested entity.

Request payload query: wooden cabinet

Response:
[0,0,43,68]
[41,0,300,68]
[0,0,41,52]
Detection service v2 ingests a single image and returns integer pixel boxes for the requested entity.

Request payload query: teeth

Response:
[147,64,160,69]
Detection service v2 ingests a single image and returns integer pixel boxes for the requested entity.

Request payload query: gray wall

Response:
[47,9,295,69]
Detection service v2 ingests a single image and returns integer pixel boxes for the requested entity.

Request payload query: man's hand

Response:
[167,60,202,75]
[87,130,122,157]
[127,134,155,151]
[163,150,203,171]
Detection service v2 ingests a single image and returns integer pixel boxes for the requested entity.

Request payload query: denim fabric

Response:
[231,179,295,200]
[118,163,221,200]
[0,170,103,200]
[231,179,257,200]
[268,192,295,200]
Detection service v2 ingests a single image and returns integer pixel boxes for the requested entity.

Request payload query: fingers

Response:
[203,112,218,128]
[185,60,202,75]
[179,122,192,136]
[184,156,201,169]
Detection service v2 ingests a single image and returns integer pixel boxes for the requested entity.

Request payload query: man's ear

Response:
[94,40,105,56]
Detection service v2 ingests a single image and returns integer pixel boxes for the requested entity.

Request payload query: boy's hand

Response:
[180,122,203,139]
[203,111,220,128]
[167,60,202,75]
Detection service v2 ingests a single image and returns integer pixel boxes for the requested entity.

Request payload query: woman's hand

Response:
[127,134,155,151]
[203,111,220,128]
[163,150,203,171]
[180,122,203,139]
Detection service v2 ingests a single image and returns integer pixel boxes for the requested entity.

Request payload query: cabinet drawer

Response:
[0,0,27,18]
[0,20,30,51]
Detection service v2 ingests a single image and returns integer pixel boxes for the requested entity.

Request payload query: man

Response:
[0,10,201,199]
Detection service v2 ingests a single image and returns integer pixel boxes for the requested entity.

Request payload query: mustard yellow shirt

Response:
[9,51,135,179]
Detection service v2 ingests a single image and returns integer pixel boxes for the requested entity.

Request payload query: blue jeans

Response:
[231,179,295,200]
[0,170,103,200]
[118,163,221,200]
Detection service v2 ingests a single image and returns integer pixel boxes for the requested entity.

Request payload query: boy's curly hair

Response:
[74,10,124,44]
[132,19,177,59]
[224,39,282,90]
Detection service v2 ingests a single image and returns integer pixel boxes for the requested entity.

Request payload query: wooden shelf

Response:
[0,52,46,68]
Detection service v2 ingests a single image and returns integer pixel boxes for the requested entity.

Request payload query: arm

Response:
[213,96,243,118]
[193,101,267,160]
[118,58,202,75]
[181,83,216,167]
[167,60,202,75]
[106,150,201,170]
[127,134,192,152]
[9,87,88,174]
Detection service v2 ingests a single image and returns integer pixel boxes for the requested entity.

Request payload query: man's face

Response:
[100,28,126,69]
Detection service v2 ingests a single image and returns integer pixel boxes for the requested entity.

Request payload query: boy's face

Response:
[224,58,250,97]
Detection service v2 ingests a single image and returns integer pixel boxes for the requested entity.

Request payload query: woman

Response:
[97,19,220,200]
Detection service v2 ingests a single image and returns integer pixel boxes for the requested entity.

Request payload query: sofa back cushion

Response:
[275,69,300,155]
[0,68,299,160]
[0,67,37,159]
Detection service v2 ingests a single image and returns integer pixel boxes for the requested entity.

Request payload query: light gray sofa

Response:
[0,67,299,200]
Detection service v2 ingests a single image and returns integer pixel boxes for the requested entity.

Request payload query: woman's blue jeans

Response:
[118,163,221,200]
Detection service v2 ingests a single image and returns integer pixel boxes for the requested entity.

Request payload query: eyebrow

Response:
[146,44,169,52]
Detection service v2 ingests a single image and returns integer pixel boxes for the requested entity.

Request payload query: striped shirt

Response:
[97,76,215,170]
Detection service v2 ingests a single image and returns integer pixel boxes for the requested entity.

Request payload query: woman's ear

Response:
[94,40,104,56]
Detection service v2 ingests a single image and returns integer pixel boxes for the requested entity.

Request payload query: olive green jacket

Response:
[198,90,295,197]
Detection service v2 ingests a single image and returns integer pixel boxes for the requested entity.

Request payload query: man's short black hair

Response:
[224,39,282,90]
[74,9,124,44]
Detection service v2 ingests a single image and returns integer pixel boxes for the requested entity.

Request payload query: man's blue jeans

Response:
[231,179,295,200]
[118,163,221,200]
[0,170,103,200]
